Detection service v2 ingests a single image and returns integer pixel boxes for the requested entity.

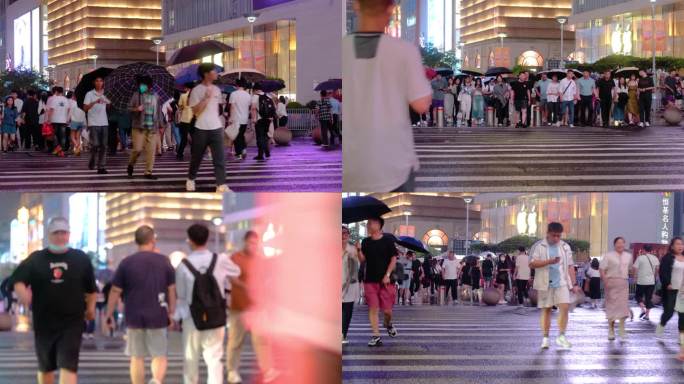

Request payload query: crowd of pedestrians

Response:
[7,217,280,384]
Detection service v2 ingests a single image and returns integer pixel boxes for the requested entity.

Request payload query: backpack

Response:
[181,254,226,330]
[258,94,276,120]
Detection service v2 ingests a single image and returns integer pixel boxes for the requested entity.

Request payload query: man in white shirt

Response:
[558,70,579,127]
[546,74,561,126]
[514,246,531,307]
[47,87,71,153]
[342,0,432,192]
[186,63,231,192]
[441,252,459,304]
[83,76,111,174]
[632,244,660,321]
[228,79,252,160]
[174,223,240,384]
[529,222,580,350]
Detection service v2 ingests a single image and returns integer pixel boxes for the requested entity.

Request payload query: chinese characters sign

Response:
[661,192,673,244]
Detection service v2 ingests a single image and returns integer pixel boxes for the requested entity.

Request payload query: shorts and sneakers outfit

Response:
[633,253,659,320]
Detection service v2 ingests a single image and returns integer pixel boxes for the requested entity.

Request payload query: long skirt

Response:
[604,277,630,321]
[589,277,601,299]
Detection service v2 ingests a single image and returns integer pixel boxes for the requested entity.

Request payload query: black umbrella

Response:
[105,62,175,111]
[435,67,454,77]
[314,79,342,91]
[613,67,641,79]
[258,79,286,93]
[74,67,114,109]
[395,236,430,254]
[342,196,391,224]
[462,255,479,263]
[485,67,512,76]
[220,68,267,85]
[460,69,484,77]
[167,40,234,66]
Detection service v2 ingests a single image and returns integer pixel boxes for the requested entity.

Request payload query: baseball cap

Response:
[47,217,70,234]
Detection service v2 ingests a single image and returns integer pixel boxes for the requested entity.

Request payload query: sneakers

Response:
[227,370,242,383]
[638,122,644,127]
[368,336,382,346]
[342,337,349,345]
[639,311,646,320]
[569,124,575,128]
[216,184,232,193]
[645,122,651,127]
[186,179,196,192]
[608,329,616,341]
[127,165,134,177]
[556,334,572,349]
[618,325,626,342]
[541,337,550,349]
[656,323,665,340]
[387,324,398,338]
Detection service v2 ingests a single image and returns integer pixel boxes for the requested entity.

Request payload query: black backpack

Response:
[258,94,276,120]
[181,254,226,330]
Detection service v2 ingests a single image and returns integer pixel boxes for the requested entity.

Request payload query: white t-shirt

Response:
[558,78,577,102]
[672,259,684,290]
[633,253,659,285]
[546,82,560,103]
[276,102,288,118]
[46,95,70,124]
[515,253,531,280]
[228,89,252,125]
[14,98,23,115]
[342,34,432,192]
[83,89,110,127]
[189,83,222,130]
[68,99,85,123]
[442,259,459,280]
[586,268,600,278]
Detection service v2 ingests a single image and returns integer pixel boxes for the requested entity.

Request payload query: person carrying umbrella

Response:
[186,63,231,192]
[127,75,164,180]
[84,76,111,174]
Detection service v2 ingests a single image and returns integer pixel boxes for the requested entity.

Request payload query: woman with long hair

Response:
[459,259,473,305]
[586,258,601,308]
[613,77,628,126]
[472,78,485,126]
[599,237,632,341]
[626,74,640,125]
[492,75,510,126]
[458,76,474,127]
[496,254,513,304]
[657,237,684,341]
[342,226,360,345]
[444,77,456,126]
[1,96,18,152]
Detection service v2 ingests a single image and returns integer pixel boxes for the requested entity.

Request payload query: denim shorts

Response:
[70,121,85,131]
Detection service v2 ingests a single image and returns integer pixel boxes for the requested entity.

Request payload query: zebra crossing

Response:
[343,303,684,383]
[0,138,341,192]
[412,125,684,192]
[0,333,261,384]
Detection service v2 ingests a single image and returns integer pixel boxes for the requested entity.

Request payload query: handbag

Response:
[224,119,239,141]
[41,122,54,137]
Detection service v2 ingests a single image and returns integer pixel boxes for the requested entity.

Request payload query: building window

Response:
[518,50,543,67]
[423,229,449,249]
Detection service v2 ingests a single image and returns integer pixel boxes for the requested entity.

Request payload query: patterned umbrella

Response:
[105,62,175,111]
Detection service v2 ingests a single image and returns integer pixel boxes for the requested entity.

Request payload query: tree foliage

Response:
[567,54,684,73]
[0,68,50,96]
[421,42,459,69]
[476,235,590,255]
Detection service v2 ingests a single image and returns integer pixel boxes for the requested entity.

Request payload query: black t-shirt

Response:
[638,77,654,95]
[665,76,678,96]
[361,235,398,283]
[23,98,40,125]
[411,259,421,276]
[595,78,614,99]
[11,248,96,332]
[510,81,529,101]
[482,259,494,277]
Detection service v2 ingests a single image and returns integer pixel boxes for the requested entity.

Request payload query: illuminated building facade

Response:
[570,0,684,63]
[162,0,342,103]
[105,193,224,264]
[6,0,47,72]
[46,0,161,89]
[460,0,573,71]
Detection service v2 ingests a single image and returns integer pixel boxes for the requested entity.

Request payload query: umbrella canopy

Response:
[537,69,579,79]
[314,78,342,91]
[258,79,286,93]
[460,69,484,77]
[175,63,224,85]
[395,236,430,254]
[218,84,237,94]
[167,40,234,66]
[485,67,512,76]
[614,67,641,78]
[105,62,175,111]
[342,196,391,224]
[435,67,454,77]
[425,67,437,80]
[74,67,114,109]
[462,255,480,263]
[220,68,267,84]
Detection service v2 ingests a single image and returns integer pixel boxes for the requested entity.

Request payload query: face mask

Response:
[48,243,69,253]
[139,84,148,93]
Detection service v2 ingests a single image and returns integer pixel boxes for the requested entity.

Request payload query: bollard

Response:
[530,105,538,127]
[486,107,494,126]
[437,107,444,127]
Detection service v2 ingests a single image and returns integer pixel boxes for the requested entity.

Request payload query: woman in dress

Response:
[470,259,482,304]
[450,77,461,124]
[496,254,513,304]
[586,258,602,308]
[657,237,684,341]
[471,78,485,126]
[626,74,640,125]
[342,226,360,345]
[599,237,632,341]
[458,76,474,127]
[444,77,456,126]
[492,75,510,126]
[1,97,18,153]
[613,77,628,126]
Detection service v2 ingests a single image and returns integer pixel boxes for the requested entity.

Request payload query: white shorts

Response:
[537,287,570,308]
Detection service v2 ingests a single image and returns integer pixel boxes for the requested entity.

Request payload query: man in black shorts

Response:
[408,251,422,303]
[11,217,97,384]
[510,73,530,128]
[482,254,494,288]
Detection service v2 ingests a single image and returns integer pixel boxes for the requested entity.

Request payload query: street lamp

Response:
[244,13,260,68]
[212,217,223,251]
[650,0,657,119]
[497,33,506,48]
[403,210,412,232]
[151,37,163,66]
[556,16,568,69]
[89,55,98,69]
[463,197,474,257]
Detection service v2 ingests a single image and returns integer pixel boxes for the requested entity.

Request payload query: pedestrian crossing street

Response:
[412,125,684,192]
[0,138,341,192]
[343,303,684,383]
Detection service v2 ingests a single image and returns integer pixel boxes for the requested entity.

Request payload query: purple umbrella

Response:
[167,40,234,66]
[175,63,224,85]
[257,79,286,93]
[314,78,342,91]
[105,62,175,111]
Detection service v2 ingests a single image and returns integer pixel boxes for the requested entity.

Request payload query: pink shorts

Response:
[364,282,396,312]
